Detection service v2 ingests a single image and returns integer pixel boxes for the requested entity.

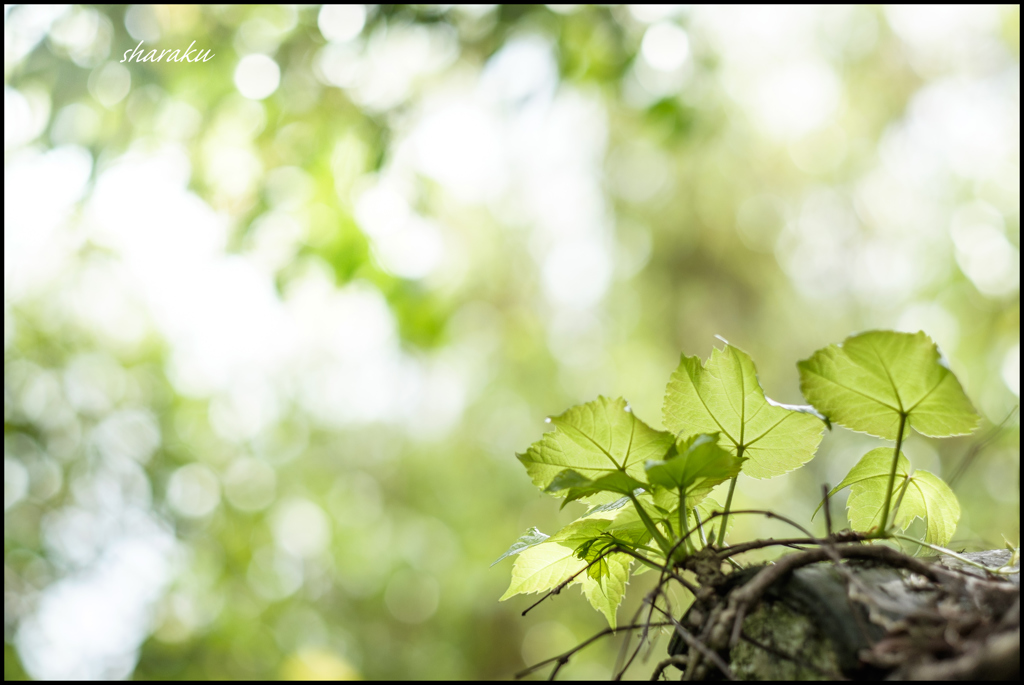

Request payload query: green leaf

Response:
[545,469,647,508]
[798,330,979,440]
[580,552,631,627]
[500,508,636,627]
[491,527,550,567]
[519,396,675,495]
[833,448,912,533]
[828,448,959,545]
[583,496,631,517]
[692,495,731,546]
[898,470,960,547]
[644,433,742,500]
[663,344,825,479]
[500,516,616,602]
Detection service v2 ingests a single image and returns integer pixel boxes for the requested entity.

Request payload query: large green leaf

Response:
[519,396,674,494]
[662,344,825,479]
[826,448,960,545]
[798,330,979,440]
[644,433,742,501]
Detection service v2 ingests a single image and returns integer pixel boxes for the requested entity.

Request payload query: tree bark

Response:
[667,548,1020,681]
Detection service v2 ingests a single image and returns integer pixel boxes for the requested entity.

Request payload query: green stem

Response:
[876,413,907,537]
[889,533,1020,575]
[628,493,672,557]
[888,475,912,529]
[693,508,708,548]
[715,444,744,547]
[678,488,692,556]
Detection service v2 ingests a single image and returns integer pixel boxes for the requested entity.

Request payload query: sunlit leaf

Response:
[825,447,960,545]
[898,470,960,547]
[644,433,741,502]
[491,527,550,567]
[500,517,615,602]
[584,496,631,517]
[830,447,912,532]
[663,344,825,479]
[519,396,674,494]
[798,330,979,439]
[580,552,631,628]
[499,508,635,627]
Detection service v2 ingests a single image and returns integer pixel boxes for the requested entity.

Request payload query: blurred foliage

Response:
[4,4,1020,681]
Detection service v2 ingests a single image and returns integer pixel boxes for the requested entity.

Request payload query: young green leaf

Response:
[798,330,979,440]
[897,470,960,547]
[644,433,742,501]
[491,527,551,567]
[500,509,637,627]
[826,447,960,546]
[580,551,631,628]
[519,396,675,495]
[663,344,825,479]
[829,447,912,532]
[500,517,617,603]
[583,496,631,517]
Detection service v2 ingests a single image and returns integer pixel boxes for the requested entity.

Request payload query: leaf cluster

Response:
[498,331,980,628]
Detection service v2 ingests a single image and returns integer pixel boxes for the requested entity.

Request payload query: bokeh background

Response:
[4,4,1020,680]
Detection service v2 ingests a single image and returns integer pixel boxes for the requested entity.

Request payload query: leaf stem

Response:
[678,488,692,556]
[876,413,907,537]
[888,475,912,528]
[888,533,1020,575]
[628,493,672,557]
[716,445,744,546]
[693,507,708,548]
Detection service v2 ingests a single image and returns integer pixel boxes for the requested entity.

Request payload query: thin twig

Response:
[717,544,946,654]
[822,483,834,539]
[614,532,698,680]
[649,655,688,681]
[648,601,736,680]
[514,622,672,679]
[615,546,699,594]
[520,548,615,616]
[700,508,818,541]
[613,601,650,679]
[818,484,877,647]
[615,584,674,681]
[947,406,1018,488]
